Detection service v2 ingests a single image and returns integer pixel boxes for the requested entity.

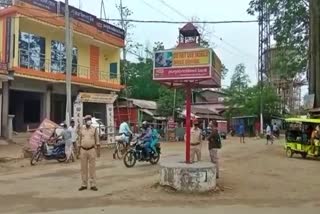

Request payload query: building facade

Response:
[0,0,124,136]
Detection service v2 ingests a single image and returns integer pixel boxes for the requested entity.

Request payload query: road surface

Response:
[0,137,319,213]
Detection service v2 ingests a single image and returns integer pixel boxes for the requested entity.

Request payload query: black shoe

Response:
[91,186,98,191]
[113,153,116,159]
[78,186,87,191]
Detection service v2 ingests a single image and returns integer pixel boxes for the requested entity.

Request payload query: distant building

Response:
[114,98,165,130]
[266,47,302,114]
[192,89,227,115]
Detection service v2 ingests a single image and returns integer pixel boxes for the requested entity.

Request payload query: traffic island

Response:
[160,156,216,193]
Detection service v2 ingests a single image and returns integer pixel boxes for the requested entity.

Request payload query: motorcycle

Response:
[123,139,161,168]
[30,139,67,166]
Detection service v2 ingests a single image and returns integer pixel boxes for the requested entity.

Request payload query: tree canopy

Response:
[247,0,309,78]
[224,64,280,120]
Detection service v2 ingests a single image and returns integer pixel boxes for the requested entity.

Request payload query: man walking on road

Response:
[78,118,100,191]
[69,120,78,159]
[266,124,273,145]
[190,120,202,163]
[208,121,222,179]
[239,123,245,143]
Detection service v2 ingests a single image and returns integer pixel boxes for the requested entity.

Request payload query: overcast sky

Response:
[68,0,260,87]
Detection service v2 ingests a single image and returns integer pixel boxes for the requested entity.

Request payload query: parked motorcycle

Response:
[123,139,161,168]
[30,139,67,166]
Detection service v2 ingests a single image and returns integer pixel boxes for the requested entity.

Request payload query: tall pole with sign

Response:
[65,0,72,126]
[153,23,222,164]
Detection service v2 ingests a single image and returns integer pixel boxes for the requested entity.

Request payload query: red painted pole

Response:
[185,86,192,164]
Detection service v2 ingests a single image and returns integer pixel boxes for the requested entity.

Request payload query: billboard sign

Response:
[58,2,95,26]
[77,92,117,104]
[95,18,125,39]
[153,48,213,80]
[20,0,58,13]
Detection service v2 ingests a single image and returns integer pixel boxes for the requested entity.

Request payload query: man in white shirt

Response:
[119,120,133,144]
[69,120,78,159]
[266,124,273,145]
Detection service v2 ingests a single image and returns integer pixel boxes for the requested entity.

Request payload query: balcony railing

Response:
[17,49,119,84]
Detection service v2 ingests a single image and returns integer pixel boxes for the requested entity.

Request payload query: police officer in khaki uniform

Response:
[78,117,100,191]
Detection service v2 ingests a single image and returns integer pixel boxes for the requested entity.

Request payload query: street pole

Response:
[185,85,191,164]
[172,88,176,119]
[65,0,72,126]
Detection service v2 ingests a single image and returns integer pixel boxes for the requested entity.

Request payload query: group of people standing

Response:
[190,120,222,179]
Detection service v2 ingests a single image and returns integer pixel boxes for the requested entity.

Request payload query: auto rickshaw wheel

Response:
[301,152,308,159]
[286,148,294,158]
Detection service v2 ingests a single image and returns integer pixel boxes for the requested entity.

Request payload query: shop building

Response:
[0,0,124,136]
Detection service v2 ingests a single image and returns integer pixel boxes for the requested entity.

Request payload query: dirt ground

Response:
[0,137,320,214]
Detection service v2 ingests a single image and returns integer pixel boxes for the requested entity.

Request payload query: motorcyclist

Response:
[140,121,152,159]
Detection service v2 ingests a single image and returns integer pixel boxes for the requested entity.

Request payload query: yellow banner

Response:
[173,50,210,66]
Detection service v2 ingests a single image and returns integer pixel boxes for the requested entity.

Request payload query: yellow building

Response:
[0,0,124,134]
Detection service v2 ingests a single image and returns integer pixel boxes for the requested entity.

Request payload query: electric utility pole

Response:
[65,0,72,126]
[258,0,270,133]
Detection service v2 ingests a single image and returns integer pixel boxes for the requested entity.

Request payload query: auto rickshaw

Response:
[285,118,320,159]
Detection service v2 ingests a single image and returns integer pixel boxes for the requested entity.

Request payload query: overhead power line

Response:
[157,0,189,20]
[105,18,260,24]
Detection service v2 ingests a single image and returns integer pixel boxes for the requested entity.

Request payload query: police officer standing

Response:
[78,117,100,191]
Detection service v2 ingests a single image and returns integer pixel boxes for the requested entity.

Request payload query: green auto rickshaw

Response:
[285,118,320,159]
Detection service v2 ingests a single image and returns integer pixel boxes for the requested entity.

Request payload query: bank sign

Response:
[153,48,214,80]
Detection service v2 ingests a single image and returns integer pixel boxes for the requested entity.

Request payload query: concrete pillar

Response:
[8,115,15,140]
[44,90,51,120]
[1,82,9,138]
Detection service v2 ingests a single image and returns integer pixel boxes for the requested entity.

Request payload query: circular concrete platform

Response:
[159,156,216,193]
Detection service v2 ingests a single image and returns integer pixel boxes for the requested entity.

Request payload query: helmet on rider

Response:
[142,121,148,129]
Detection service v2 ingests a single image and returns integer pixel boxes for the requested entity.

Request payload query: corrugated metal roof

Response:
[122,98,157,110]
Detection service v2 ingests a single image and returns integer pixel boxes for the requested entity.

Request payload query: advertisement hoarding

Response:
[153,48,215,81]
[21,0,58,13]
[19,0,124,40]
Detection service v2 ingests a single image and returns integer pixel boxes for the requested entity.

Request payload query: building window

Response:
[19,32,46,71]
[110,63,118,79]
[51,40,78,75]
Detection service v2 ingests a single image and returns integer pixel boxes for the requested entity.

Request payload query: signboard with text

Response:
[106,104,115,144]
[95,18,125,39]
[19,0,125,40]
[77,92,117,104]
[58,2,95,26]
[20,0,58,13]
[153,48,215,81]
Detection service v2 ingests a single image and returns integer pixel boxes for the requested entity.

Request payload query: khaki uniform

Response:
[79,126,99,187]
[190,127,202,162]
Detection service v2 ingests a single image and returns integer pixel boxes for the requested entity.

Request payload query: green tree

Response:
[157,88,185,117]
[224,64,280,120]
[224,64,250,117]
[247,0,309,77]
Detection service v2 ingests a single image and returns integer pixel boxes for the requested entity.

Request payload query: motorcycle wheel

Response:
[123,151,136,168]
[116,142,127,159]
[150,154,160,165]
[30,150,42,166]
[57,155,67,163]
